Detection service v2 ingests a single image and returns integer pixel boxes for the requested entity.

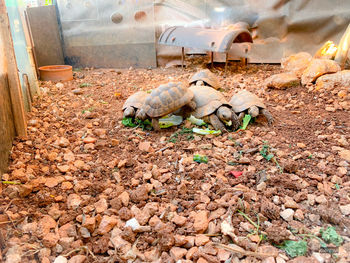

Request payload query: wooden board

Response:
[0,0,27,137]
[0,74,15,174]
[26,5,64,67]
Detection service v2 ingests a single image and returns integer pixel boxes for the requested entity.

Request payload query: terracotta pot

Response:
[38,65,73,82]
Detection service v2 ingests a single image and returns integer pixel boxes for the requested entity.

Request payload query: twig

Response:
[214,243,278,258]
[63,246,96,260]
[1,181,22,185]
[4,199,14,212]
[237,210,259,229]
[156,146,169,153]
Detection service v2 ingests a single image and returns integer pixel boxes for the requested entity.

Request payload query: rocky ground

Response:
[1,58,350,263]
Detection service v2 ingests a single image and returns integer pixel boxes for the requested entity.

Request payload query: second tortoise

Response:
[190,85,240,131]
[229,89,273,125]
[138,82,195,131]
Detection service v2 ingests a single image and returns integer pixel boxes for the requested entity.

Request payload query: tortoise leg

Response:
[152,118,161,131]
[231,111,241,130]
[248,105,259,118]
[238,112,245,122]
[261,108,274,125]
[210,114,227,132]
[187,100,196,111]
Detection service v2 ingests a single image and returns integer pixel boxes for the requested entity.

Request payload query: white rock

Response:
[5,246,22,263]
[339,204,350,216]
[54,256,68,263]
[280,209,295,222]
[125,218,140,231]
[312,252,324,263]
[56,83,64,89]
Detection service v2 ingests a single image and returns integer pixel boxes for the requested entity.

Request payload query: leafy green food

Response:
[159,115,183,128]
[260,141,283,173]
[320,227,343,247]
[193,128,221,135]
[193,154,208,164]
[80,83,92,88]
[122,117,138,127]
[179,127,193,134]
[240,114,252,130]
[122,117,151,130]
[188,115,206,126]
[168,132,178,143]
[81,107,94,114]
[281,240,308,258]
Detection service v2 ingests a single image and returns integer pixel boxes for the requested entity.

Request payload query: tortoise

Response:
[189,85,240,132]
[138,82,195,131]
[122,91,149,119]
[189,69,220,90]
[229,90,273,125]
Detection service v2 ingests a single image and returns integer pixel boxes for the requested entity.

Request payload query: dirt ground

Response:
[1,58,350,263]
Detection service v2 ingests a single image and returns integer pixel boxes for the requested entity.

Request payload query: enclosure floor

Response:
[2,60,350,263]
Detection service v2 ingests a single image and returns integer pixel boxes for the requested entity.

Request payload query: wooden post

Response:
[181,47,184,69]
[0,0,27,136]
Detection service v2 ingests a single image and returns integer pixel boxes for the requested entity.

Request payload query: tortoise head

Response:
[217,106,232,122]
[196,80,205,86]
[135,108,147,120]
[123,107,135,118]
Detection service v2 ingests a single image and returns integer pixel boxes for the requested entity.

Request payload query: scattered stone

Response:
[315,195,327,204]
[57,164,70,173]
[130,185,149,202]
[339,204,350,216]
[82,217,96,233]
[339,150,350,162]
[67,194,82,210]
[294,209,304,221]
[45,177,60,188]
[98,216,118,235]
[284,196,299,209]
[193,210,209,233]
[42,232,59,247]
[58,137,70,147]
[139,141,152,152]
[171,214,187,226]
[301,59,341,85]
[265,72,300,89]
[195,234,210,246]
[72,89,83,95]
[94,198,108,214]
[170,247,187,261]
[280,209,294,222]
[281,52,312,77]
[83,137,97,144]
[54,256,68,263]
[316,70,350,90]
[119,191,130,206]
[68,255,87,263]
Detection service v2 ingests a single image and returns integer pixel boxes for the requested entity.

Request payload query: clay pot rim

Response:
[38,65,72,72]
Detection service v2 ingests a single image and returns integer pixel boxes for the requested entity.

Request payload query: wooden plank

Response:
[0,0,27,137]
[0,74,15,174]
[26,5,64,67]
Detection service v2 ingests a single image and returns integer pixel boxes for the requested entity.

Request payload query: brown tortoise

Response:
[229,90,273,125]
[138,82,195,131]
[189,69,220,90]
[122,91,149,119]
[189,85,240,131]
